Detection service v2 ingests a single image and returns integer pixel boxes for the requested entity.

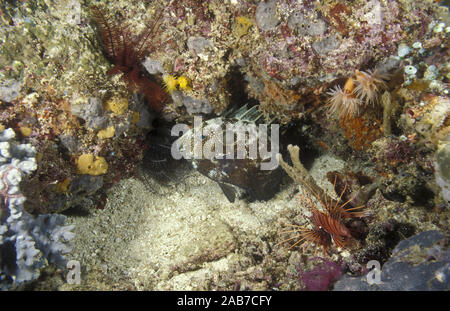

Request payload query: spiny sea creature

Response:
[279,177,369,256]
[91,4,169,112]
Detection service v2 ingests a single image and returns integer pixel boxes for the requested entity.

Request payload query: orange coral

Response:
[262,79,301,107]
[339,115,383,151]
[325,68,389,120]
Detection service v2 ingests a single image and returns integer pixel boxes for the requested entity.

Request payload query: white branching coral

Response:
[0,128,75,290]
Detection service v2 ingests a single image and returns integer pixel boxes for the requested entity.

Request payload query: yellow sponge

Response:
[20,126,32,137]
[77,154,108,175]
[97,126,115,139]
[104,97,128,115]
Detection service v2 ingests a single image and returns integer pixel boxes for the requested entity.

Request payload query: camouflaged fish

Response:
[173,105,282,202]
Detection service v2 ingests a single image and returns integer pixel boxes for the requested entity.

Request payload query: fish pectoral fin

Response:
[218,182,237,203]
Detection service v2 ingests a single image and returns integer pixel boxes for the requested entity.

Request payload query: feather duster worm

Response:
[91,5,168,112]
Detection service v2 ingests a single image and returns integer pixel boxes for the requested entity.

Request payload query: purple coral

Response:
[299,257,344,291]
[384,138,413,166]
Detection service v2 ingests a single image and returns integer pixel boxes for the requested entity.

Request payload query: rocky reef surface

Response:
[0,0,449,290]
[334,230,449,290]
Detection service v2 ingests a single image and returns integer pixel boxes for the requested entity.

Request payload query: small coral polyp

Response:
[162,74,192,93]
[326,77,361,118]
[177,75,192,91]
[163,74,179,93]
[353,69,389,105]
[326,69,389,118]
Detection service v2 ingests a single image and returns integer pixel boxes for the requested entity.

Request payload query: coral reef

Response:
[276,140,445,285]
[148,0,446,121]
[0,0,448,291]
[0,0,166,214]
[1,0,448,211]
[0,128,74,290]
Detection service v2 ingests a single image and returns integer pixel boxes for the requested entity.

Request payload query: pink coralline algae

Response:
[251,1,429,87]
[299,257,344,291]
[157,0,442,119]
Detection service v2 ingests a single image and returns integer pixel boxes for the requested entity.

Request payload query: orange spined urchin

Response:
[353,69,389,105]
[326,77,361,118]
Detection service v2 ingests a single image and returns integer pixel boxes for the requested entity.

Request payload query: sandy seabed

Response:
[59,152,346,290]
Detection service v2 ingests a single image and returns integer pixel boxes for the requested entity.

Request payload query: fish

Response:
[174,104,282,202]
